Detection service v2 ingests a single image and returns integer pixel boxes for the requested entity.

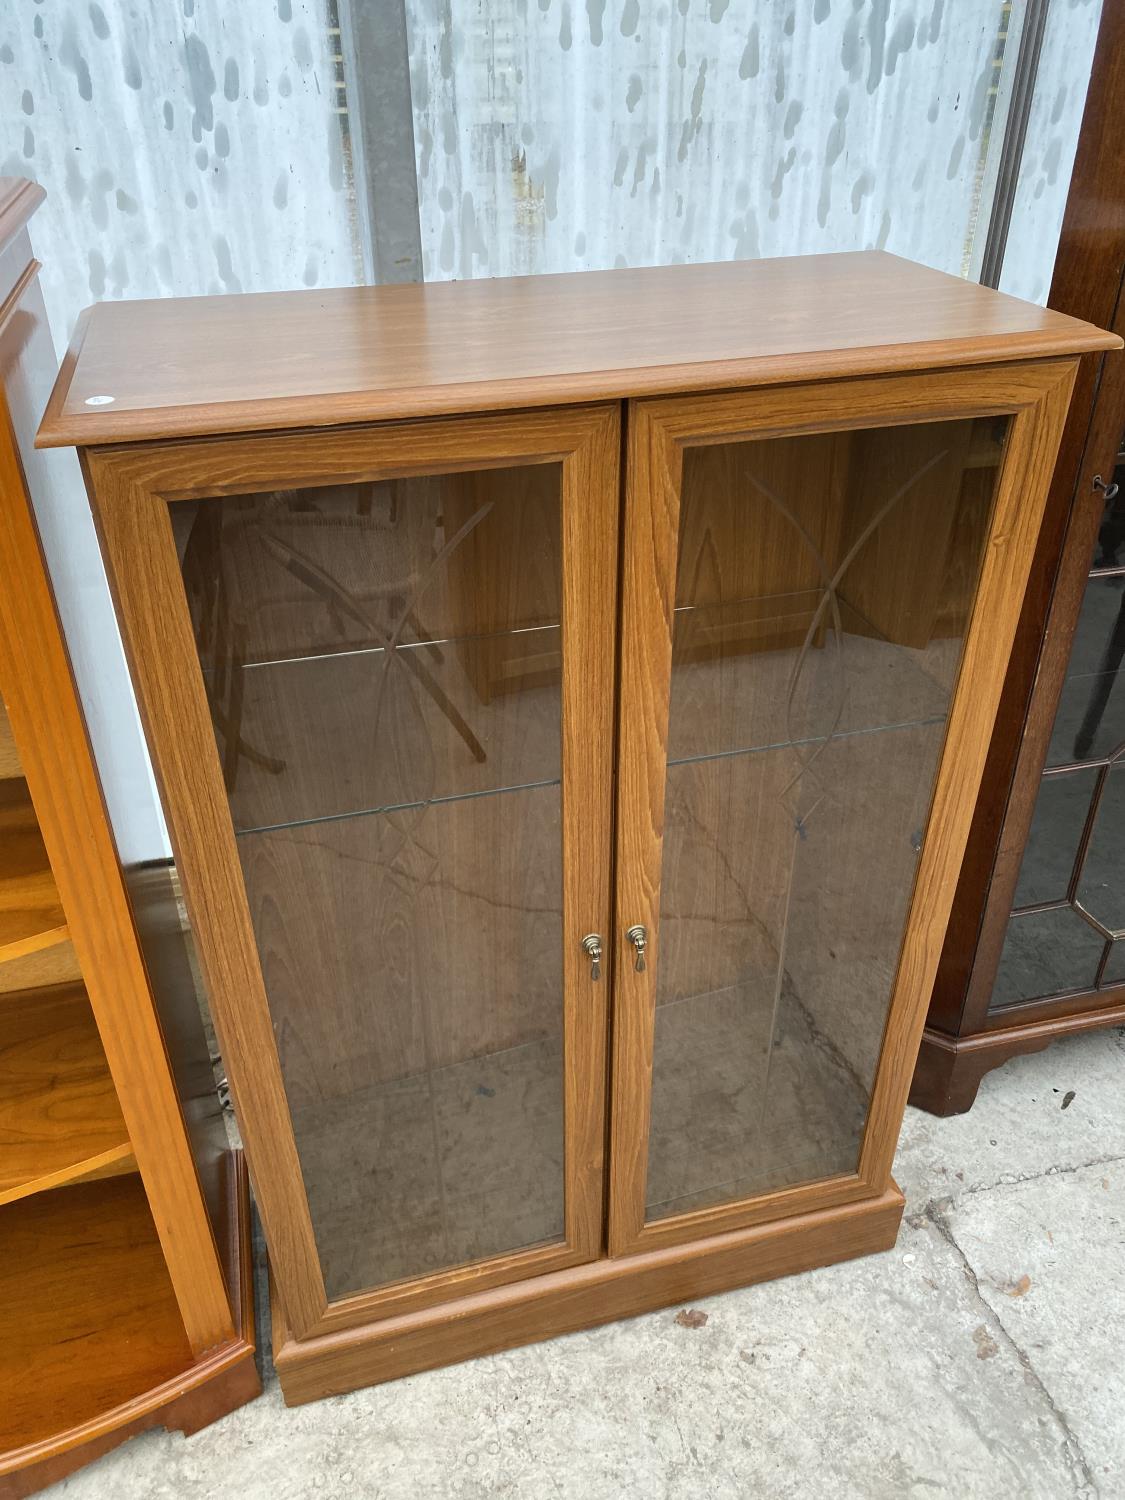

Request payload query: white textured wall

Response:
[1000,0,1103,304]
[406,0,1099,300]
[0,1,358,860]
[0,0,1106,861]
[407,0,1016,281]
[2,0,361,353]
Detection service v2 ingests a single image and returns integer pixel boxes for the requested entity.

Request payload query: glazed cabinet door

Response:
[87,406,619,1338]
[609,363,1076,1255]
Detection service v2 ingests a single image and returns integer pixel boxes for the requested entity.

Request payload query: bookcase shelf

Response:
[0,177,259,1499]
[0,782,68,964]
[0,1176,192,1456]
[0,701,21,781]
[0,983,134,1208]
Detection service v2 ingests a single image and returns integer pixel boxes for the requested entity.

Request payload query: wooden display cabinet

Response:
[38,252,1116,1403]
[0,180,258,1498]
[914,1,1125,1114]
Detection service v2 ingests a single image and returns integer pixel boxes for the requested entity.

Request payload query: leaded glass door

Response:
[990,437,1125,1006]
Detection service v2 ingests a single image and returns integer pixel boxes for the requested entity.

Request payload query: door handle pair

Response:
[580,926,647,981]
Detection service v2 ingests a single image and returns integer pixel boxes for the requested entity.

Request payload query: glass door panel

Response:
[992,437,1125,1010]
[644,415,1007,1224]
[170,464,568,1301]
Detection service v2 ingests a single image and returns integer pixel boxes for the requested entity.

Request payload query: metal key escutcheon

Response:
[580,933,603,981]
[625,924,647,972]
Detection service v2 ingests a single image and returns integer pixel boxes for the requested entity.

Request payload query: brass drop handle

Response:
[625,924,648,972]
[580,933,603,982]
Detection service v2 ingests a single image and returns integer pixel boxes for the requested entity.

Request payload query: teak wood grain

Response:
[271,1182,904,1402]
[0,701,21,780]
[0,982,133,1205]
[0,938,82,997]
[0,392,233,1353]
[0,1176,193,1457]
[38,252,1117,449]
[86,404,620,1341]
[0,179,237,1349]
[0,1155,260,1500]
[0,779,67,961]
[609,359,1077,1255]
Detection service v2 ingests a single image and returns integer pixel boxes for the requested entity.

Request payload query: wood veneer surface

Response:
[0,938,82,997]
[38,252,1118,448]
[0,1175,193,1453]
[0,983,132,1204]
[0,780,66,961]
[0,702,20,781]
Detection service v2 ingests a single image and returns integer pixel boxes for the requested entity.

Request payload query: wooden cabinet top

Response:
[38,250,1119,449]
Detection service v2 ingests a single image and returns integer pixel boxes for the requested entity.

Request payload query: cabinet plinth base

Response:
[271,1181,904,1405]
[0,1151,261,1500]
[911,1004,1125,1116]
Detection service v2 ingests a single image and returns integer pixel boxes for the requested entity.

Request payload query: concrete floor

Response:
[46,1024,1125,1500]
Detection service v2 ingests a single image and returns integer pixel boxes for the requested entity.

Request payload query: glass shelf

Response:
[233,774,562,840]
[174,463,569,1300]
[645,413,1005,1223]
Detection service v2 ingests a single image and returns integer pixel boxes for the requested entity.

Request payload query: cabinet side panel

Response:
[121,860,232,1258]
[0,237,234,1351]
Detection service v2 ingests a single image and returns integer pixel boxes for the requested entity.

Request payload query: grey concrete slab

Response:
[944,1159,1125,1496]
[41,1204,1087,1497]
[895,1025,1125,1212]
[35,1029,1125,1500]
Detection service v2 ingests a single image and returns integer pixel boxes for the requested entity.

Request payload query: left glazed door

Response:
[86,405,620,1338]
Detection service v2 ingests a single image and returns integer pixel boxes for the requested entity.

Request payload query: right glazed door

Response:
[989,437,1125,1007]
[608,367,1070,1254]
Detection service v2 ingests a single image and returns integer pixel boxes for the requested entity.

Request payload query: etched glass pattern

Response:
[172,465,566,1299]
[645,416,1007,1222]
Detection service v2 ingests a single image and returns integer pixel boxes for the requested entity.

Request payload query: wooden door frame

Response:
[82,403,620,1341]
[608,359,1076,1257]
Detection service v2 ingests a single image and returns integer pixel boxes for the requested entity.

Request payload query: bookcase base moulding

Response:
[39,252,1117,1403]
[270,1185,905,1402]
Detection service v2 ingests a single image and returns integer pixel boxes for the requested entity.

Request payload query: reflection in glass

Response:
[1102,942,1125,988]
[990,446,1125,1011]
[1013,768,1099,909]
[992,908,1105,1008]
[1047,574,1125,766]
[172,466,567,1300]
[1076,762,1125,936]
[645,417,1006,1222]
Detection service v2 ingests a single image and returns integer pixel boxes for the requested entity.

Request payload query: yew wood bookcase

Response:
[38,252,1117,1404]
[0,178,258,1496]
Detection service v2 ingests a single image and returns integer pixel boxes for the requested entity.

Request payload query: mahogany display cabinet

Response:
[0,178,258,1497]
[912,0,1125,1115]
[38,252,1116,1403]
